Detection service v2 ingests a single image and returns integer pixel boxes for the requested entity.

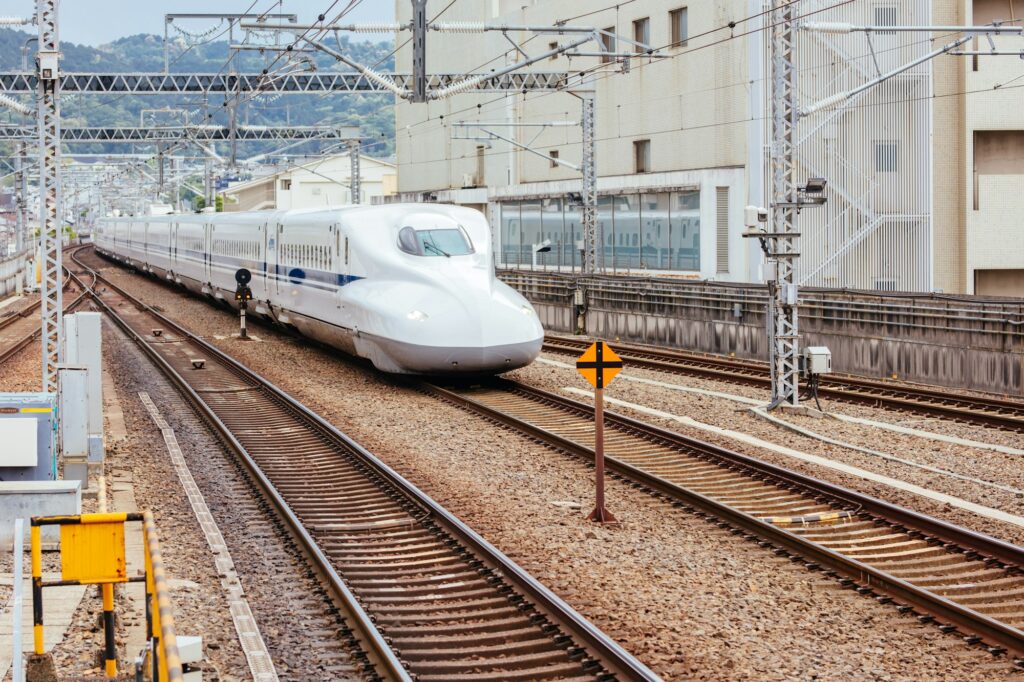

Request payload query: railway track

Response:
[543,335,1024,432]
[424,378,1024,664]
[0,254,93,364]
[72,249,658,682]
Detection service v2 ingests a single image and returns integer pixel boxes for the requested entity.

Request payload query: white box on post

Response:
[803,347,832,375]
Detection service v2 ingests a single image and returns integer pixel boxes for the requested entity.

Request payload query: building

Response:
[961,0,1024,295]
[221,153,397,212]
[393,0,1023,296]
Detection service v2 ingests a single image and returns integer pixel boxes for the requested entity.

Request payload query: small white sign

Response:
[0,419,38,467]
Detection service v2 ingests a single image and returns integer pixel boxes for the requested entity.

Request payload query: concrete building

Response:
[961,0,1024,295]
[221,153,397,212]
[393,0,1023,295]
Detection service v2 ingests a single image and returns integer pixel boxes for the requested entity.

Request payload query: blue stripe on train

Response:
[133,248,364,291]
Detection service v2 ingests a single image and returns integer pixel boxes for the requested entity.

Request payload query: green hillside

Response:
[0,28,397,157]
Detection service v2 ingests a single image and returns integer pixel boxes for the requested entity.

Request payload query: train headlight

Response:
[407,310,429,322]
[520,305,534,316]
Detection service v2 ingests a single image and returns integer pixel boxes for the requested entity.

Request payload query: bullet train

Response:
[94,204,544,375]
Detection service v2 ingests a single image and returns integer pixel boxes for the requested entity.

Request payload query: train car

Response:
[95,204,544,375]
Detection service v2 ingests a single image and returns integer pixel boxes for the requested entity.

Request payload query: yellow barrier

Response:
[143,510,183,682]
[30,511,184,682]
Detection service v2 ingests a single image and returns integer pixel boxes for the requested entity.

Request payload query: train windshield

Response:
[398,226,474,257]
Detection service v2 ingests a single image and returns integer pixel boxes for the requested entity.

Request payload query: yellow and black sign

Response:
[60,514,128,584]
[575,342,623,390]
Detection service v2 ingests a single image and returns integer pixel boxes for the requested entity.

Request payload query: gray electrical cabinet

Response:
[0,393,57,481]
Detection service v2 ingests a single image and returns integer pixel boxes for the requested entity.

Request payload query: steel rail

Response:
[72,248,661,682]
[0,259,92,363]
[422,378,1024,662]
[543,335,1024,432]
[75,255,410,682]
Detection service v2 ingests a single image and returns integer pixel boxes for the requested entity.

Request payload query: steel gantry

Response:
[0,125,360,142]
[0,72,568,94]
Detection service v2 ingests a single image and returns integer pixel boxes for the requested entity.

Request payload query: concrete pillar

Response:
[62,313,104,461]
[57,367,89,490]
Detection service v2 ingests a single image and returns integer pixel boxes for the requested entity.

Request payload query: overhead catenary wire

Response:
[390,0,857,146]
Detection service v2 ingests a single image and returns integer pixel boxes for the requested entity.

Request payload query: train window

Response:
[397,226,474,257]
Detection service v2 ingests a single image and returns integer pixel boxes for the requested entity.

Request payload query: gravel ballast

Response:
[82,252,1023,679]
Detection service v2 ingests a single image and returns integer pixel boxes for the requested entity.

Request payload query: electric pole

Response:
[349,140,361,204]
[580,87,598,275]
[768,0,800,408]
[36,0,62,393]
[14,141,26,254]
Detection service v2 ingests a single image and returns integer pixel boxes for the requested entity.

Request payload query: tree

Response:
[194,194,224,212]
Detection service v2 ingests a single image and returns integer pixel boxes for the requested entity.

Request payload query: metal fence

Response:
[500,269,1024,395]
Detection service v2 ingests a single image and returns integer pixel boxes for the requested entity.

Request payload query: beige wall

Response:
[223,155,396,212]
[963,0,1024,294]
[395,0,749,194]
[392,0,1020,294]
[931,0,967,294]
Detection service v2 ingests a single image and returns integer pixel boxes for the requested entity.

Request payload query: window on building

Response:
[634,139,651,174]
[498,191,700,273]
[874,140,899,172]
[600,27,616,63]
[973,0,1024,26]
[670,7,689,46]
[633,17,650,53]
[549,150,560,168]
[873,5,897,35]
[280,179,292,191]
[549,41,558,59]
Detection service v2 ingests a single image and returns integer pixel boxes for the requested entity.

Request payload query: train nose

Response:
[368,282,543,375]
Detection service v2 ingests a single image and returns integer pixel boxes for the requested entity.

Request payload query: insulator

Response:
[357,66,404,95]
[431,22,488,33]
[0,93,31,116]
[430,75,487,100]
[0,16,31,26]
[799,22,853,33]
[342,22,403,33]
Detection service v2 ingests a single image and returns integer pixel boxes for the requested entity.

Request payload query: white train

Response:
[95,204,544,374]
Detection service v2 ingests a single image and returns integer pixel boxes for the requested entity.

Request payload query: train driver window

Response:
[397,225,474,257]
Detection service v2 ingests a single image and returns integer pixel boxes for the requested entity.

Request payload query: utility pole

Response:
[36,0,62,393]
[157,144,165,196]
[348,141,361,204]
[204,157,214,210]
[580,89,597,275]
[411,0,428,103]
[768,0,800,409]
[14,141,26,254]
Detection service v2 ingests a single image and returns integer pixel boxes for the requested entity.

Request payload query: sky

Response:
[7,1,396,46]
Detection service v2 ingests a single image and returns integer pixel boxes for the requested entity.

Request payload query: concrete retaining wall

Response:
[501,270,1024,397]
[0,254,27,298]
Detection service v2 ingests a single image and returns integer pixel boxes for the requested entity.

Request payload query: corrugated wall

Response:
[792,0,933,291]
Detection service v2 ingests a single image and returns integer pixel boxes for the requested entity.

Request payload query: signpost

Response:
[234,268,252,340]
[575,341,623,524]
